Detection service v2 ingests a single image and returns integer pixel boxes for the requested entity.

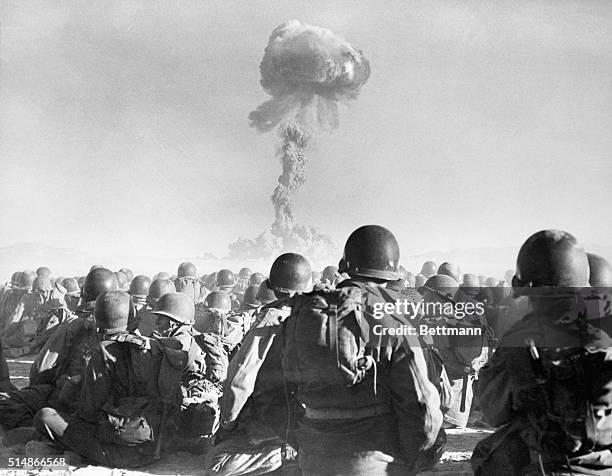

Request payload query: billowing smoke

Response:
[229,20,370,261]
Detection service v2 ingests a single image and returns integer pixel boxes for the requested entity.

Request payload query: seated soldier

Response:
[472,230,612,475]
[34,290,188,468]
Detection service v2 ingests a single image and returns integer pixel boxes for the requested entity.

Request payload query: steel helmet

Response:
[587,253,612,287]
[419,274,459,299]
[20,271,35,291]
[152,292,195,324]
[216,269,236,288]
[36,267,51,278]
[95,290,134,334]
[438,262,461,283]
[204,291,232,313]
[269,253,312,293]
[62,277,81,296]
[129,275,151,299]
[339,225,400,281]
[515,230,589,288]
[10,271,23,287]
[255,279,277,305]
[148,278,176,303]
[33,276,52,292]
[177,262,197,279]
[82,268,119,303]
[420,261,437,279]
[119,268,134,282]
[238,267,252,279]
[321,265,339,284]
[249,272,265,286]
[243,285,261,308]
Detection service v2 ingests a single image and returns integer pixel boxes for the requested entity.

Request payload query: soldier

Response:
[62,277,81,312]
[282,225,442,475]
[0,272,32,331]
[472,230,612,475]
[34,290,188,468]
[216,269,242,310]
[321,265,339,287]
[206,252,312,476]
[137,278,176,337]
[235,268,252,296]
[29,268,118,404]
[152,292,228,448]
[129,275,152,311]
[0,268,118,429]
[2,275,65,355]
[176,262,204,303]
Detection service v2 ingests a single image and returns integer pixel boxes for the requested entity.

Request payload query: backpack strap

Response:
[328,303,339,368]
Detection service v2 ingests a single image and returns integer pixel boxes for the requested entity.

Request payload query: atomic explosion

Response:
[229,20,370,261]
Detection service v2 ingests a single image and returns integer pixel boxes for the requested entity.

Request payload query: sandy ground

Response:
[1,357,492,475]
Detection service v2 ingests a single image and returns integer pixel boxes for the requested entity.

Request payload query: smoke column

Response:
[229,20,370,260]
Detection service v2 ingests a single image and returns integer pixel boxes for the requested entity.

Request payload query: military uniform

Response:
[206,299,293,476]
[473,296,612,475]
[284,280,442,476]
[35,333,187,468]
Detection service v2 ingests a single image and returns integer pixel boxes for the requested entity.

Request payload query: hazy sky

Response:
[1,0,611,260]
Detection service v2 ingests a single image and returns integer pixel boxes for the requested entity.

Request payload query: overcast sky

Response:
[1,0,611,260]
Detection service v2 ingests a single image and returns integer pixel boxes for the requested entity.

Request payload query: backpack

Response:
[282,286,371,393]
[524,341,612,458]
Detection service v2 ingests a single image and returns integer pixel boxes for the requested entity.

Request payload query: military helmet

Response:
[249,272,265,286]
[62,277,81,296]
[119,268,134,282]
[82,267,119,303]
[154,271,170,281]
[255,279,277,304]
[114,271,128,290]
[148,278,176,303]
[204,290,232,313]
[419,274,459,299]
[216,269,236,288]
[420,261,437,279]
[269,253,311,293]
[94,290,134,334]
[515,230,589,288]
[243,285,261,308]
[152,292,195,324]
[321,265,339,284]
[484,277,498,287]
[177,262,197,279]
[339,225,400,281]
[36,267,51,278]
[587,253,612,287]
[33,276,52,292]
[438,262,461,283]
[129,275,151,298]
[461,273,480,289]
[10,271,23,287]
[19,271,35,291]
[238,267,252,279]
